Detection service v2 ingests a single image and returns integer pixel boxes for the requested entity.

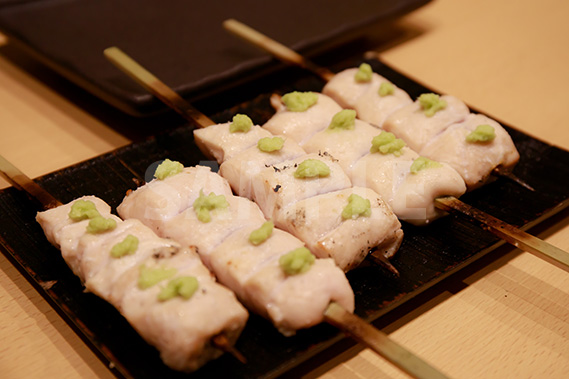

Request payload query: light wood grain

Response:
[1,0,568,378]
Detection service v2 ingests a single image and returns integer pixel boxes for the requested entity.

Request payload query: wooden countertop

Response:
[1,0,568,377]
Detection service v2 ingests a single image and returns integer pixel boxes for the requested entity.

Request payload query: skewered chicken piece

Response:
[118,163,355,335]
[116,165,233,232]
[410,112,520,190]
[36,195,248,372]
[193,119,273,163]
[219,135,306,199]
[322,66,412,127]
[263,92,343,145]
[249,152,352,220]
[380,94,470,152]
[276,187,403,268]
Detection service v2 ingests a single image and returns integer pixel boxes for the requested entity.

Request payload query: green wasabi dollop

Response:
[466,124,496,143]
[370,132,406,156]
[281,91,318,112]
[69,200,100,221]
[193,190,229,223]
[328,109,356,131]
[410,156,443,174]
[249,220,274,245]
[354,63,373,83]
[293,159,331,178]
[342,194,372,220]
[158,276,199,301]
[154,159,184,180]
[257,137,285,152]
[138,265,177,289]
[110,234,139,258]
[279,247,315,275]
[418,93,447,117]
[229,114,253,133]
[86,216,117,234]
[378,82,395,97]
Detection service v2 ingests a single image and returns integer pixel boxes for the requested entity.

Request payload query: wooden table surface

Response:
[1,0,568,378]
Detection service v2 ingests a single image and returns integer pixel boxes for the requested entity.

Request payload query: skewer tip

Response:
[370,251,400,277]
[493,167,535,191]
[103,46,215,128]
[212,334,247,364]
[0,155,62,209]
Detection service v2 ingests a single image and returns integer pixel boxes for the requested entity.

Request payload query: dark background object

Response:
[0,0,430,116]
[1,57,568,378]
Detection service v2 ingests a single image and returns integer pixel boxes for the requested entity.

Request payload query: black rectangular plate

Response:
[0,0,430,116]
[1,58,569,379]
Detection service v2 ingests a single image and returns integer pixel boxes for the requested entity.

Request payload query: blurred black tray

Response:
[1,57,569,378]
[0,0,430,116]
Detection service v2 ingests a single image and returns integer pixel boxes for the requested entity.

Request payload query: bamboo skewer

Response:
[324,303,447,379]
[435,196,569,273]
[222,19,335,83]
[0,155,61,209]
[222,18,535,192]
[221,19,569,273]
[104,46,448,379]
[104,47,215,128]
[0,154,245,363]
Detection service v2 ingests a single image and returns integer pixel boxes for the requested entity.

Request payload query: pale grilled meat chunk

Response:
[36,195,119,279]
[382,95,470,152]
[263,93,342,146]
[158,195,267,268]
[302,118,379,172]
[219,136,306,199]
[420,113,520,190]
[210,226,354,335]
[351,147,466,225]
[78,218,180,300]
[322,67,379,109]
[322,67,412,126]
[111,249,247,372]
[193,121,273,163]
[355,80,413,128]
[275,187,403,271]
[117,166,232,234]
[251,153,352,221]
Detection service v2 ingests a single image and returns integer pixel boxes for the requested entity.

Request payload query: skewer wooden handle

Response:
[324,302,448,379]
[223,19,335,82]
[103,47,215,128]
[435,196,569,273]
[0,155,61,209]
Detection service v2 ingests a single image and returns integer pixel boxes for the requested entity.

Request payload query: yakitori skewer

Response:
[104,46,450,379]
[222,18,534,192]
[221,19,569,273]
[104,47,402,276]
[0,155,251,371]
